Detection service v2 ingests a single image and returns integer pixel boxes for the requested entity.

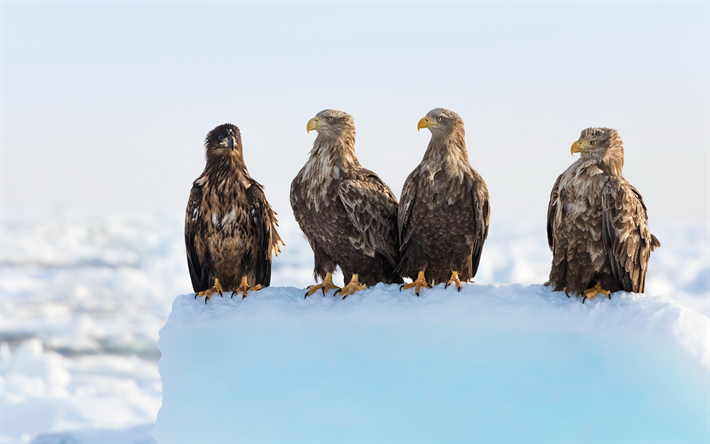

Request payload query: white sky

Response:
[2,2,708,228]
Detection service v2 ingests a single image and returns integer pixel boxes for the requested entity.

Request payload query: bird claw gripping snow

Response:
[334,274,367,299]
[196,278,224,304]
[232,276,262,299]
[304,272,340,298]
[582,282,611,304]
[400,271,431,296]
[444,271,463,292]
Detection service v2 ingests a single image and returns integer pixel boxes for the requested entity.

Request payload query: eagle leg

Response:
[196,278,224,304]
[304,272,340,298]
[399,271,430,296]
[444,271,463,292]
[582,282,611,304]
[232,276,262,299]
[334,274,367,299]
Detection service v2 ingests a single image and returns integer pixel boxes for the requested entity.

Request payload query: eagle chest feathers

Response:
[192,174,256,256]
[556,163,607,248]
[292,157,365,253]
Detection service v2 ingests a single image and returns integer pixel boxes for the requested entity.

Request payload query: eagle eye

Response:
[326,117,334,123]
[436,116,443,122]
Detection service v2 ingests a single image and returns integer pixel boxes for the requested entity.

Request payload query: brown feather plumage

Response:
[546,127,659,296]
[397,108,490,285]
[185,123,283,293]
[290,110,402,286]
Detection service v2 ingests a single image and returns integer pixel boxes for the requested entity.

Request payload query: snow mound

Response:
[154,284,709,442]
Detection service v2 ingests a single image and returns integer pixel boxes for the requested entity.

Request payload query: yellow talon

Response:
[336,274,367,299]
[196,278,224,303]
[305,272,340,298]
[582,282,610,303]
[400,271,431,296]
[445,271,463,292]
[232,276,262,299]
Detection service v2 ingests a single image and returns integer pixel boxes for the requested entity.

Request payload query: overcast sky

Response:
[2,1,708,227]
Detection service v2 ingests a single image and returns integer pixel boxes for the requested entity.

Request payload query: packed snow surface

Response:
[1,209,707,441]
[155,284,709,442]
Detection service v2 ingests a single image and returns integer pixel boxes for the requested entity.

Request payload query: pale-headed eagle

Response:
[398,108,490,295]
[546,127,660,302]
[185,123,283,302]
[290,109,402,298]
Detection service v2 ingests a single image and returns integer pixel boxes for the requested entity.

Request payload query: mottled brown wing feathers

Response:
[246,181,283,287]
[185,183,208,292]
[470,184,490,277]
[546,174,563,251]
[397,173,418,247]
[601,178,660,293]
[338,170,400,268]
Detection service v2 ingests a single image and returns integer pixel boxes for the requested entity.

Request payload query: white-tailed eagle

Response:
[290,109,402,298]
[546,127,660,302]
[398,108,490,295]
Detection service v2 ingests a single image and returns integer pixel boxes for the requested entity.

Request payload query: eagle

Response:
[546,127,660,302]
[398,108,490,295]
[290,109,402,298]
[185,123,283,303]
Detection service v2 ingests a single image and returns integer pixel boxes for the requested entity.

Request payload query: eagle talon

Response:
[582,282,610,303]
[338,274,367,299]
[305,272,340,298]
[233,276,262,299]
[446,271,463,292]
[401,271,430,297]
[196,278,223,304]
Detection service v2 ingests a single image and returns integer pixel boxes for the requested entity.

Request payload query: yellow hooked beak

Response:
[417,116,436,132]
[570,139,593,155]
[306,117,319,133]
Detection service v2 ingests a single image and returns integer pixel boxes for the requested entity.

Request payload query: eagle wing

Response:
[338,170,400,268]
[246,181,283,287]
[185,183,209,292]
[601,178,660,293]
[397,171,418,247]
[469,174,491,277]
[546,174,564,251]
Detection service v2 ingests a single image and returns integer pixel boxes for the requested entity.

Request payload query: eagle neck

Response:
[206,151,250,182]
[422,130,470,165]
[581,143,624,177]
[309,132,360,171]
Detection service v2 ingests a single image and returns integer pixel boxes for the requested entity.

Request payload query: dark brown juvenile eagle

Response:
[398,108,490,295]
[546,127,660,302]
[290,109,402,298]
[185,123,283,303]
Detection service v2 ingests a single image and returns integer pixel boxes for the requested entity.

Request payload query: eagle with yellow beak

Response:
[397,108,490,295]
[290,109,402,298]
[546,127,660,302]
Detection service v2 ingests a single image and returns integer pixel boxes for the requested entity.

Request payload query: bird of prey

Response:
[290,109,402,298]
[185,123,283,303]
[546,127,660,302]
[398,108,490,295]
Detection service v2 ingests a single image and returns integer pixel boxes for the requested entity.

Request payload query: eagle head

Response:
[204,123,243,157]
[306,109,355,140]
[571,127,624,172]
[417,108,465,138]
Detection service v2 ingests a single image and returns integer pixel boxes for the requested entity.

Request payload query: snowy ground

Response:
[1,209,708,442]
[156,285,709,442]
